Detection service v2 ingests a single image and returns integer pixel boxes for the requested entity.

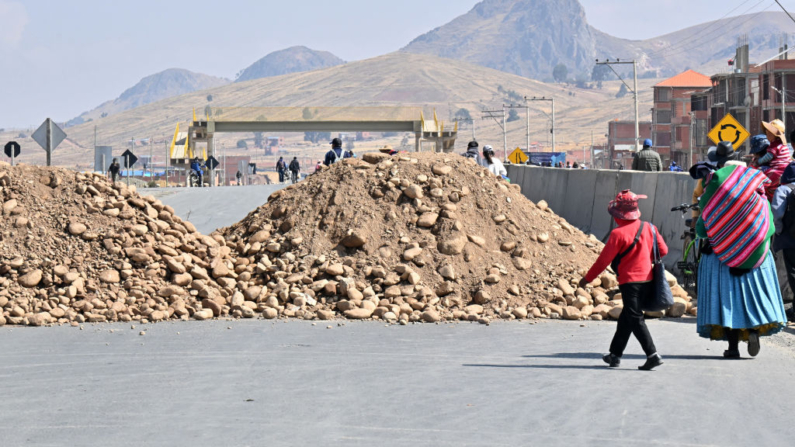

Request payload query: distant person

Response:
[324,138,351,166]
[107,158,120,183]
[236,170,242,185]
[579,189,668,370]
[481,145,507,178]
[572,162,579,169]
[463,141,482,164]
[289,157,300,183]
[669,161,683,172]
[754,120,791,201]
[276,157,287,183]
[315,160,323,173]
[190,157,204,187]
[632,139,662,172]
[380,145,398,156]
[771,161,795,322]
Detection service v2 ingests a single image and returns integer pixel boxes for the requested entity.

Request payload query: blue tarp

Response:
[526,152,566,166]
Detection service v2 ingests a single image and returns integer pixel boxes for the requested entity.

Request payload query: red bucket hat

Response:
[608,189,647,220]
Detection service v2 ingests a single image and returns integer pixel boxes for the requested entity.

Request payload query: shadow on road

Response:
[521,352,737,361]
[462,364,627,371]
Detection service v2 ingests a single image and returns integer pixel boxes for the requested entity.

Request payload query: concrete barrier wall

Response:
[507,165,696,268]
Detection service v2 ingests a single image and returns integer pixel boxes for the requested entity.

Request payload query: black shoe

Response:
[748,331,760,357]
[602,353,621,368]
[638,355,663,371]
[723,349,741,359]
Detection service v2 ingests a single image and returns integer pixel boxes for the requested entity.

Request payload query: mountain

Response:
[403,0,596,81]
[8,52,654,167]
[403,0,794,80]
[67,69,229,126]
[235,46,345,82]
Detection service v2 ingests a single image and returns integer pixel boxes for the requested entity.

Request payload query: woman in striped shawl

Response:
[692,142,787,359]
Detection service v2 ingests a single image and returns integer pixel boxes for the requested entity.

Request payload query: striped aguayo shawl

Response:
[697,164,774,269]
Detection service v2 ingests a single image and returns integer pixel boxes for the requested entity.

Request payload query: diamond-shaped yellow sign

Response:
[508,147,528,164]
[708,113,750,148]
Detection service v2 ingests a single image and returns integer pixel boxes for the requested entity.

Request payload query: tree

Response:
[206,94,213,102]
[616,84,629,99]
[302,107,314,120]
[553,64,568,83]
[304,132,331,144]
[254,132,263,148]
[236,139,248,149]
[507,109,521,123]
[455,108,472,121]
[591,65,612,82]
[345,138,355,151]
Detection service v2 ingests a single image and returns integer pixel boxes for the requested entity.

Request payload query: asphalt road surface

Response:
[2,318,794,446]
[140,184,286,234]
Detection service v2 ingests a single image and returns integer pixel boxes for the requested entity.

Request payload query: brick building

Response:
[651,70,713,168]
[606,120,652,169]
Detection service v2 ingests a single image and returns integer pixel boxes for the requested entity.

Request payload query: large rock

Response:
[344,308,374,319]
[99,270,120,284]
[417,213,439,228]
[18,270,42,288]
[438,234,468,255]
[341,232,367,248]
[67,222,87,236]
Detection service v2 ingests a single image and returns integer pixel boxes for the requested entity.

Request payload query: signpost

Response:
[206,156,219,187]
[121,149,138,187]
[4,141,21,166]
[31,118,67,166]
[708,113,750,148]
[508,147,528,164]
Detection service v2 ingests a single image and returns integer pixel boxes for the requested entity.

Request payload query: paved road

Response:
[1,318,794,446]
[139,184,287,234]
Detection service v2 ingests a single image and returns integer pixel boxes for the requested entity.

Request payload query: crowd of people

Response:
[576,119,794,370]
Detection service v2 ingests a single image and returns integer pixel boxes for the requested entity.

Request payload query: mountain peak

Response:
[235,46,345,83]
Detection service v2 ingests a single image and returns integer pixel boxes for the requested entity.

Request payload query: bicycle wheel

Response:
[681,240,699,297]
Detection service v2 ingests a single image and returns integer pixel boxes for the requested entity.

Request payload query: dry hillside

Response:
[1,52,654,168]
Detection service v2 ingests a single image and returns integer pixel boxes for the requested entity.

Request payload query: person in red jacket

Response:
[578,190,668,370]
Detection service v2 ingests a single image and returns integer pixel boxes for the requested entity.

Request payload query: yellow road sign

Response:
[708,113,750,148]
[508,147,528,164]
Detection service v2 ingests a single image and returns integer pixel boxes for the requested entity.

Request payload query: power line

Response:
[645,0,757,58]
[654,1,774,60]
[775,0,795,23]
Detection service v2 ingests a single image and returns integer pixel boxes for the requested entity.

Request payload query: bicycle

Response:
[671,203,701,296]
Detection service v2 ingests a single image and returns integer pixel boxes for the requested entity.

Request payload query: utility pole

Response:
[526,105,530,153]
[149,136,153,184]
[591,129,595,167]
[525,96,556,153]
[481,109,507,159]
[689,112,695,169]
[596,59,640,151]
[165,139,169,186]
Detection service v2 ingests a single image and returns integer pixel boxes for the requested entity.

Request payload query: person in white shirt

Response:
[481,145,507,177]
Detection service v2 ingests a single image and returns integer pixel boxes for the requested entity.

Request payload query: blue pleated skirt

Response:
[696,252,787,341]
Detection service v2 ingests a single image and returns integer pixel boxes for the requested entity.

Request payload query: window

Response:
[691,95,707,111]
[763,109,770,123]
[695,119,708,146]
[655,89,670,102]
[655,132,671,147]
[763,74,770,100]
[656,109,671,124]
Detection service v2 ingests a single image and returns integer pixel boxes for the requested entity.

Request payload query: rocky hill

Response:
[235,46,345,83]
[67,69,229,126]
[403,0,793,80]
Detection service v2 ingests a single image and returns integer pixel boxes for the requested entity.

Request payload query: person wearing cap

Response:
[754,120,792,201]
[379,145,398,156]
[480,145,507,177]
[578,190,668,370]
[463,141,482,164]
[324,138,352,166]
[631,139,662,172]
[691,141,786,358]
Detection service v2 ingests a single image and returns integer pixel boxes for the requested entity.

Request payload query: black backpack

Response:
[783,185,795,238]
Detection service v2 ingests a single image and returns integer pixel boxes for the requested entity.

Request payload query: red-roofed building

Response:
[651,70,712,168]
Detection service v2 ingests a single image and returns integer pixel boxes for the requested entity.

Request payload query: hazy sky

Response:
[0,0,789,128]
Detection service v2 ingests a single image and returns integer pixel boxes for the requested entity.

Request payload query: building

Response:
[606,120,652,169]
[651,70,713,167]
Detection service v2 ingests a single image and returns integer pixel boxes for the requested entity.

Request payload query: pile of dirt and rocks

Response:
[0,162,235,326]
[0,154,695,327]
[220,152,696,324]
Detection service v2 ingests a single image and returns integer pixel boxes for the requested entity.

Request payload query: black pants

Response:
[781,249,795,299]
[278,170,285,183]
[610,282,657,357]
[111,173,118,183]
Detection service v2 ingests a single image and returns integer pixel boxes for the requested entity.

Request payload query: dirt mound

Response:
[0,162,235,326]
[220,152,688,323]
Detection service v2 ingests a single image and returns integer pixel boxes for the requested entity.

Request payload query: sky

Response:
[0,0,790,128]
